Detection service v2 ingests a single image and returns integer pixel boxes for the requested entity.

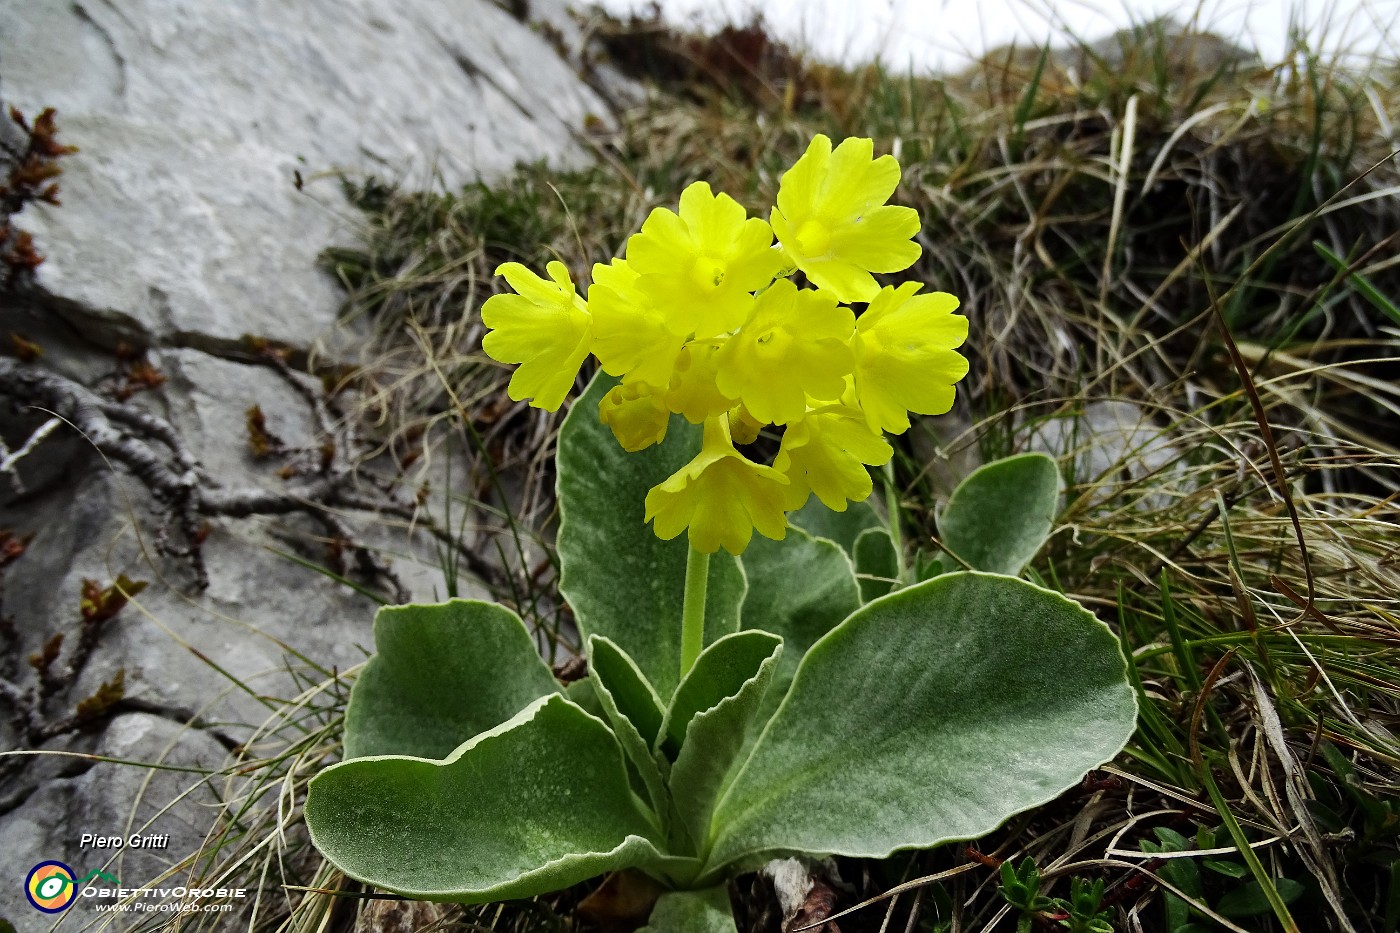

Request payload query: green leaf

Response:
[639,886,737,933]
[1141,839,1200,930]
[914,550,946,582]
[999,858,1052,911]
[668,634,782,856]
[1197,763,1301,930]
[738,528,860,716]
[789,496,883,556]
[854,527,899,601]
[558,374,746,701]
[343,600,560,760]
[1216,878,1306,917]
[589,636,666,746]
[940,453,1061,576]
[1153,827,1192,851]
[704,572,1137,876]
[1161,864,1202,929]
[588,636,669,815]
[307,694,676,901]
[658,631,782,757]
[564,677,605,719]
[1203,859,1249,879]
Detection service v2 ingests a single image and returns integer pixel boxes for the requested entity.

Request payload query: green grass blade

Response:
[1313,239,1400,326]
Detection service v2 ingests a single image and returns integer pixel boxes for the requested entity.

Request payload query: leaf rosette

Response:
[306,374,1137,929]
[305,136,1138,931]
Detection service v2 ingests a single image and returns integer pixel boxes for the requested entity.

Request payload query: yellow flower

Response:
[771,135,921,303]
[598,382,670,452]
[727,403,765,445]
[627,181,785,338]
[588,258,685,388]
[665,340,736,424]
[851,282,969,434]
[775,404,893,511]
[645,416,789,555]
[481,261,592,411]
[713,279,854,426]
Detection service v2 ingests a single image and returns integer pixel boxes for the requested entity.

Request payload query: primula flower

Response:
[588,258,685,388]
[598,382,670,452]
[665,340,735,424]
[851,282,969,434]
[727,403,765,445]
[627,182,785,338]
[713,279,854,426]
[478,134,969,558]
[771,135,921,303]
[776,404,893,511]
[645,416,789,555]
[481,261,592,411]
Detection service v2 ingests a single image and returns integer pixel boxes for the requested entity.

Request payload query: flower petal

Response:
[776,406,893,511]
[772,136,921,303]
[629,184,781,338]
[825,205,922,273]
[774,134,831,223]
[851,285,970,433]
[713,280,854,425]
[666,341,738,424]
[823,138,901,221]
[644,417,789,555]
[481,263,592,411]
[599,382,671,452]
[589,259,686,386]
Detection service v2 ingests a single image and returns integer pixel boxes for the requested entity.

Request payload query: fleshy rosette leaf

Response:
[558,374,747,701]
[342,600,560,761]
[940,452,1063,576]
[702,572,1138,878]
[307,695,684,902]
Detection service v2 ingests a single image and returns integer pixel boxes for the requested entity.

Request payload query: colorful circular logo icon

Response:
[26,861,77,913]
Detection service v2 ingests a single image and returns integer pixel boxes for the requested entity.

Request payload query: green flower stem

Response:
[883,461,906,583]
[680,545,711,679]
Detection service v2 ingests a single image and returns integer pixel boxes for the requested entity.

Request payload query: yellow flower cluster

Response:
[481,135,969,555]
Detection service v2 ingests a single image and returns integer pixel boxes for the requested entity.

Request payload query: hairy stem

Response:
[680,545,710,679]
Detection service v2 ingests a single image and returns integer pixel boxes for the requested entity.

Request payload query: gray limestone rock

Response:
[0,2,603,923]
[0,0,611,347]
[0,714,231,922]
[1,343,489,732]
[1027,400,1184,507]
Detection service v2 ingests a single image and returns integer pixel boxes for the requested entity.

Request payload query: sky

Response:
[593,0,1399,72]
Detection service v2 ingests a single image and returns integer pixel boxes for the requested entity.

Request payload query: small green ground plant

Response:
[303,138,1139,930]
